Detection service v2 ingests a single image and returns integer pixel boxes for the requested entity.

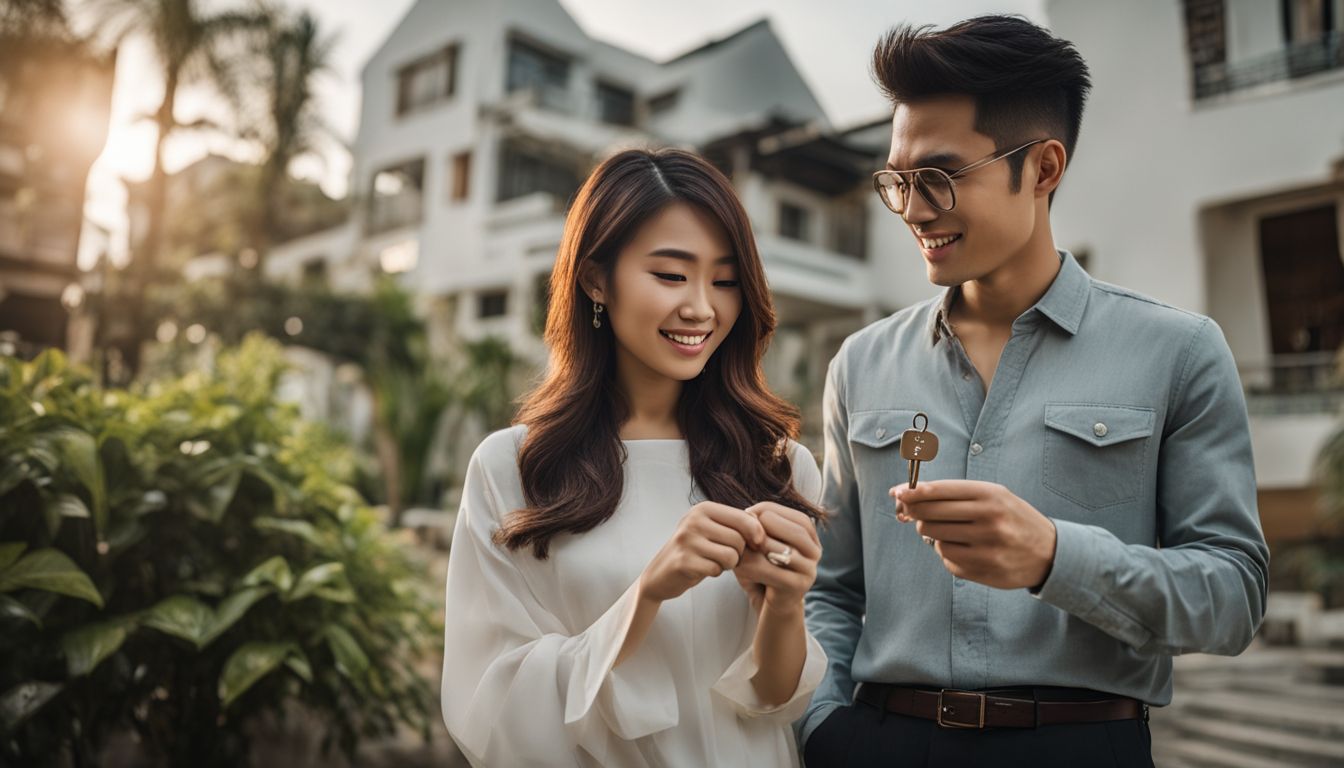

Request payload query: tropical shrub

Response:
[0,336,440,766]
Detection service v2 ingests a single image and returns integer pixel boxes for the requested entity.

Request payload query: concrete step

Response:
[1179,691,1344,735]
[1159,739,1293,768]
[1300,649,1344,669]
[1227,678,1344,705]
[1169,716,1344,765]
[1171,646,1344,676]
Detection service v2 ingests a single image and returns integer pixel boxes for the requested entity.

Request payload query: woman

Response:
[441,148,826,767]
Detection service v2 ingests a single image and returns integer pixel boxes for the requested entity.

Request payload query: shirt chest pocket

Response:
[1043,403,1156,510]
[848,409,923,484]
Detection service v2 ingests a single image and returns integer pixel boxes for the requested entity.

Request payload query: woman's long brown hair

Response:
[495,147,825,559]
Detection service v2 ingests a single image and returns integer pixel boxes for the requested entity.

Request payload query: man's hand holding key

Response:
[891,480,1059,591]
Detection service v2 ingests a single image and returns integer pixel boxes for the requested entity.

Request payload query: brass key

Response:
[900,412,939,489]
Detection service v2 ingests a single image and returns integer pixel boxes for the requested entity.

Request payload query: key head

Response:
[900,429,939,461]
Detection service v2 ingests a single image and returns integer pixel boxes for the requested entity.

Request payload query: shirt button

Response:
[969,443,983,456]
[876,427,886,439]
[1093,423,1108,438]
[962,372,973,381]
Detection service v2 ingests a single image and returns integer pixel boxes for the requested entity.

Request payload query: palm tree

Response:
[89,0,265,376]
[0,0,71,51]
[217,7,336,273]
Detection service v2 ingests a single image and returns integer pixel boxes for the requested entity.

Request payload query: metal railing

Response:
[1239,351,1344,415]
[1194,31,1344,99]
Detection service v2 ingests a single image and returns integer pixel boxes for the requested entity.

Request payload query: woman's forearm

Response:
[749,599,807,706]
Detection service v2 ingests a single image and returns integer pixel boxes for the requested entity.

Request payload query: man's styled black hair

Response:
[872,15,1092,191]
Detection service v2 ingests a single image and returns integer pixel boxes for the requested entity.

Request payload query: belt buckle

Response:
[936,689,986,729]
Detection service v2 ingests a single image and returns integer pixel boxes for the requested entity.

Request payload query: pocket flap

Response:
[1044,403,1155,447]
[849,409,923,449]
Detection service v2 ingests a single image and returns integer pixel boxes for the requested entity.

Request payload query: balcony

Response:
[1194,31,1344,99]
[1240,352,1344,416]
[1238,353,1342,489]
[755,233,873,313]
[483,87,647,157]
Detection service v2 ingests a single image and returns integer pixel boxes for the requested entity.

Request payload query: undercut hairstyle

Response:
[872,15,1092,193]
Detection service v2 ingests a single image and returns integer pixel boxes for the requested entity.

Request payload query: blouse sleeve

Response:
[709,441,828,723]
[441,437,680,766]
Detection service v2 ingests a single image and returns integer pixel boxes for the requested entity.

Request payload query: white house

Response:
[268,0,894,444]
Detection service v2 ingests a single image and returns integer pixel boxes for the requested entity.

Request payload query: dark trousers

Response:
[803,698,1155,768]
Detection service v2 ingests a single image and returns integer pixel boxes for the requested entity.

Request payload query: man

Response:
[799,15,1268,767]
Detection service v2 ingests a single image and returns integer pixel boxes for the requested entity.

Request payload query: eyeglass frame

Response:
[871,139,1047,216]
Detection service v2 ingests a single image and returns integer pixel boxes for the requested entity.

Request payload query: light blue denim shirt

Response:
[798,251,1269,746]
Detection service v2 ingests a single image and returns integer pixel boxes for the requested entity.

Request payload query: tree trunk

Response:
[371,388,404,525]
[252,151,285,281]
[123,67,179,379]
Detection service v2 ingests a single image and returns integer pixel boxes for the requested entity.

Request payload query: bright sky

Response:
[78,0,1041,267]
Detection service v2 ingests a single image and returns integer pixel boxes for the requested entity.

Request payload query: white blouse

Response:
[441,425,826,767]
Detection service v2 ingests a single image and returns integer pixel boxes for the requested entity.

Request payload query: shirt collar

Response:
[930,250,1090,345]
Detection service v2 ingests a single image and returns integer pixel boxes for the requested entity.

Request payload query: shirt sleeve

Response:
[710,441,828,723]
[1033,317,1270,656]
[797,352,866,748]
[441,439,679,766]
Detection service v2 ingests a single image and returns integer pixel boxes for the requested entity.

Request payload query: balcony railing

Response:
[1194,31,1344,99]
[1240,351,1344,415]
[366,193,423,235]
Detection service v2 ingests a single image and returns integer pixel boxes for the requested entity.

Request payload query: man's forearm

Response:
[1034,520,1267,655]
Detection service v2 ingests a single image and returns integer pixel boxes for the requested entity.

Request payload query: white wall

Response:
[1046,0,1344,322]
[1250,412,1340,488]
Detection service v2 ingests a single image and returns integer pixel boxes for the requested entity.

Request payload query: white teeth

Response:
[920,234,960,249]
[663,331,707,346]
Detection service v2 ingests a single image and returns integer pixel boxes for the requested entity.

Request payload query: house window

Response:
[646,88,680,115]
[379,239,419,274]
[595,81,635,126]
[450,151,471,202]
[301,258,327,284]
[497,143,581,203]
[779,202,811,242]
[479,290,509,318]
[396,45,458,117]
[1259,205,1344,356]
[1282,0,1333,45]
[367,158,425,234]
[1183,0,1226,69]
[829,199,867,259]
[506,38,569,109]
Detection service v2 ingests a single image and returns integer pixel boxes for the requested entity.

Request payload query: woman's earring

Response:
[592,301,605,329]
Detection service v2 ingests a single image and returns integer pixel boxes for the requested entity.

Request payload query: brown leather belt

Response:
[856,683,1146,729]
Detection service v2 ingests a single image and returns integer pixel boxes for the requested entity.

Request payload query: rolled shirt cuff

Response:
[711,629,827,723]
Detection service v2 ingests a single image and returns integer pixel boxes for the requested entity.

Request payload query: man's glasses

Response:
[872,139,1046,216]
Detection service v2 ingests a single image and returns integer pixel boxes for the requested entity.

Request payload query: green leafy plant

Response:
[0,336,440,766]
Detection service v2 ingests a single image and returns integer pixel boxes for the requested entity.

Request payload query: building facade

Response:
[267,0,898,445]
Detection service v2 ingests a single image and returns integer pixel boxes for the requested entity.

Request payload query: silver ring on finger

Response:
[766,545,793,568]
[922,535,936,548]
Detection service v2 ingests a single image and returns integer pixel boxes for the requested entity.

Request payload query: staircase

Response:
[1150,645,1344,767]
